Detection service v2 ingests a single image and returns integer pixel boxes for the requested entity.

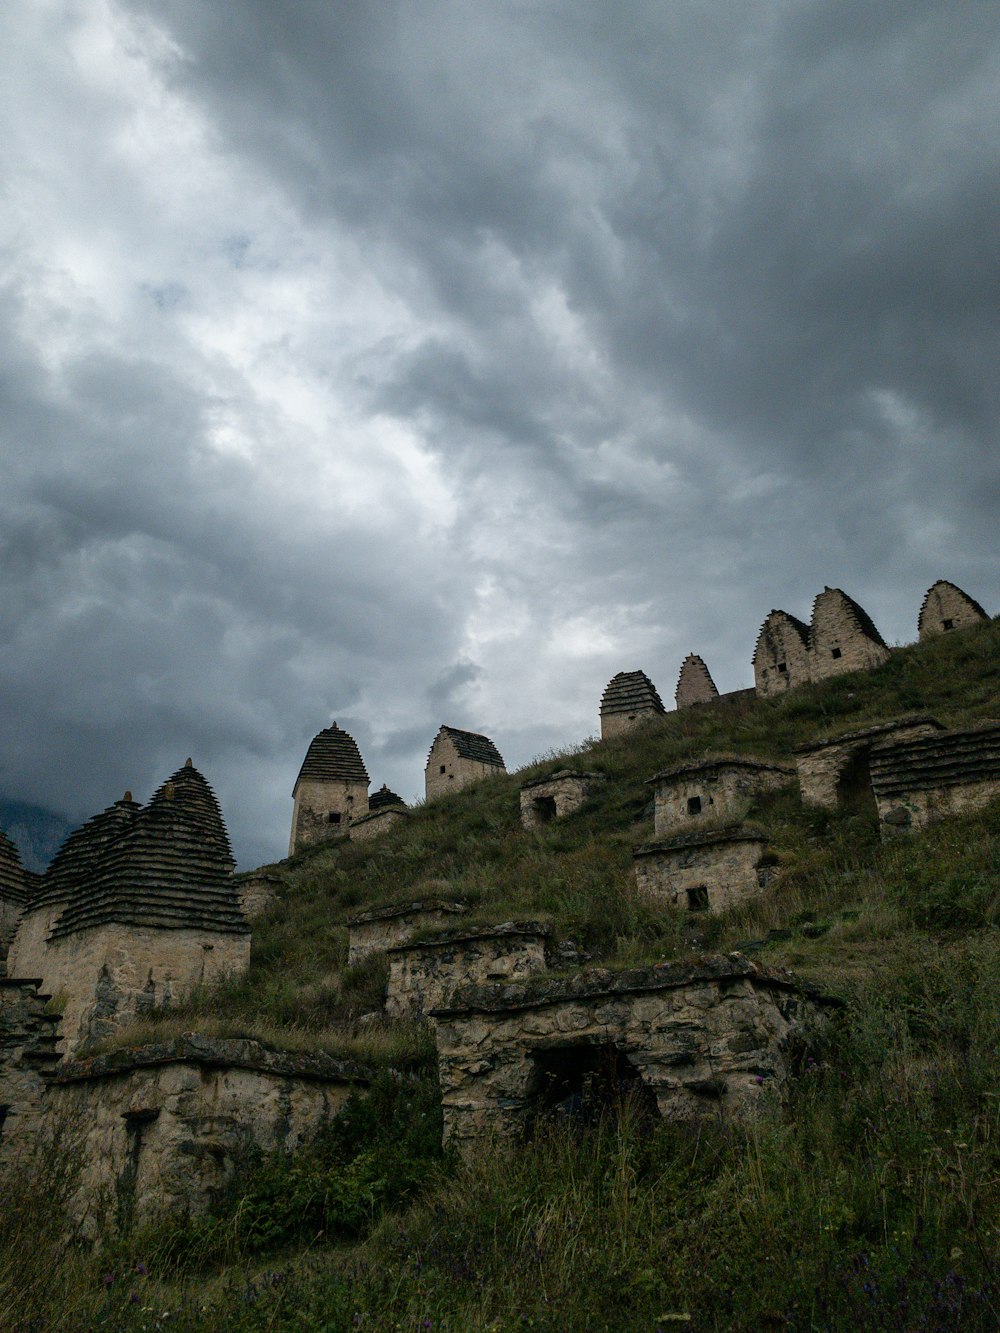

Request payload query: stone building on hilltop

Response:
[674,654,719,710]
[0,830,31,966]
[7,761,248,1052]
[599,670,666,739]
[753,588,889,697]
[289,723,370,854]
[425,726,505,800]
[917,580,989,641]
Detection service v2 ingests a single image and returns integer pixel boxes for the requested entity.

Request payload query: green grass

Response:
[4,617,1000,1329]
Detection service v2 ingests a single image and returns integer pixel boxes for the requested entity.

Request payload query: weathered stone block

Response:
[794,716,943,812]
[519,770,607,829]
[633,826,772,914]
[648,757,794,839]
[348,807,409,841]
[385,923,551,1019]
[870,721,1000,837]
[347,899,468,965]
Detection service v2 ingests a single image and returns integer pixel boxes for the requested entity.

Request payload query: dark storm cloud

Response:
[0,0,996,862]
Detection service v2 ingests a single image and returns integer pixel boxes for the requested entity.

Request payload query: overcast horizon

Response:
[1,1,997,868]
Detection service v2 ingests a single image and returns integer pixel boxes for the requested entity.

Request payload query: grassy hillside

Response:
[3,618,999,1330]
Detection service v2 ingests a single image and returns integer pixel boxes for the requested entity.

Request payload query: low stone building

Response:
[648,757,794,839]
[385,922,551,1019]
[347,898,468,965]
[675,654,720,709]
[233,869,285,921]
[289,723,370,854]
[752,610,812,697]
[599,671,665,739]
[808,587,891,684]
[425,726,505,801]
[430,956,838,1156]
[38,1037,372,1234]
[794,716,944,813]
[633,826,773,914]
[7,762,249,1053]
[917,580,989,640]
[348,785,409,842]
[870,721,1000,836]
[519,769,607,829]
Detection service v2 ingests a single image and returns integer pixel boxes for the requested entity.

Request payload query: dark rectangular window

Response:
[831,647,842,660]
[776,662,787,673]
[327,811,342,825]
[440,764,446,774]
[687,796,702,815]
[686,886,709,912]
[942,618,954,630]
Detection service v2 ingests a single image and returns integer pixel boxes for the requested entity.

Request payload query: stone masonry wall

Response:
[425,734,502,801]
[347,900,468,965]
[519,771,606,830]
[794,718,943,810]
[634,831,771,914]
[11,923,250,1054]
[871,723,1000,837]
[348,807,409,841]
[430,957,836,1156]
[918,581,988,640]
[234,871,285,921]
[809,588,890,684]
[0,978,62,1163]
[41,1037,370,1235]
[289,777,369,854]
[753,612,812,698]
[675,655,719,709]
[386,925,551,1019]
[651,762,793,839]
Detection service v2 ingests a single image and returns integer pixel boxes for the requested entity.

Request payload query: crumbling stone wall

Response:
[519,770,606,830]
[794,716,943,811]
[918,580,989,640]
[871,722,1000,837]
[347,899,468,965]
[675,655,719,710]
[348,807,409,841]
[649,758,794,839]
[430,957,836,1156]
[386,924,551,1019]
[40,1037,371,1234]
[10,923,250,1054]
[233,871,285,921]
[633,827,772,914]
[0,978,62,1163]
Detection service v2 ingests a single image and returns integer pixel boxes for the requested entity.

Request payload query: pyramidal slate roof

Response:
[369,784,405,811]
[432,726,505,768]
[0,828,28,906]
[600,670,666,717]
[812,587,888,648]
[32,795,142,911]
[294,723,369,792]
[49,761,245,940]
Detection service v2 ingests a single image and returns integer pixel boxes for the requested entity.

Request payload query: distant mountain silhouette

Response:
[0,798,74,873]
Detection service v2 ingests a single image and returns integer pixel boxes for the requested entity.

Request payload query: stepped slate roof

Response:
[870,722,1000,797]
[600,670,666,717]
[0,829,28,905]
[32,796,141,910]
[49,762,245,940]
[294,724,369,791]
[917,580,988,634]
[675,654,719,704]
[812,587,888,648]
[432,726,505,768]
[369,784,405,811]
[751,609,811,664]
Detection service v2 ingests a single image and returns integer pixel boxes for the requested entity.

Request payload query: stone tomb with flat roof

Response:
[347,898,469,965]
[793,716,944,814]
[871,721,1000,837]
[430,956,839,1156]
[385,921,552,1019]
[519,769,607,830]
[648,756,794,839]
[634,825,775,915]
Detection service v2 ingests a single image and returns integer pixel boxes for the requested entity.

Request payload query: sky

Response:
[0,1,997,868]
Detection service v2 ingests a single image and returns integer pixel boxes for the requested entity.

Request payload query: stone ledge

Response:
[792,714,943,754]
[386,920,553,956]
[635,824,768,855]
[349,807,410,827]
[47,1035,375,1086]
[431,953,842,1017]
[347,898,468,927]
[647,756,794,784]
[519,769,606,791]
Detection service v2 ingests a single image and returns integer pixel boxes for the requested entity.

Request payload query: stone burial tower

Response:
[599,670,666,739]
[289,723,370,854]
[6,761,248,1052]
[425,726,505,801]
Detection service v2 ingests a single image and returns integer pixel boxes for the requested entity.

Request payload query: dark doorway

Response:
[835,749,878,819]
[533,795,558,823]
[686,885,710,912]
[687,796,702,816]
[526,1041,659,1134]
